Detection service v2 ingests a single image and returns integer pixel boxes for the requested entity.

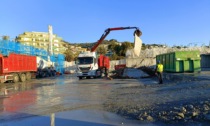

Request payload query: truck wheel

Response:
[39,72,44,78]
[26,72,31,80]
[52,71,56,76]
[48,71,52,77]
[79,77,82,80]
[20,73,26,82]
[96,70,102,78]
[13,74,19,83]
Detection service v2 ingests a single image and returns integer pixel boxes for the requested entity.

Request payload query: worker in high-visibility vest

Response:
[155,60,163,84]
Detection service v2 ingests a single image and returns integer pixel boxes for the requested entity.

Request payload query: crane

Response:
[91,27,142,52]
[76,27,142,79]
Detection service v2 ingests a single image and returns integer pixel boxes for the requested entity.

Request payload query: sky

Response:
[0,0,210,47]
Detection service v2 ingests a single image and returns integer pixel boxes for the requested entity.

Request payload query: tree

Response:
[2,36,10,40]
[142,43,146,50]
[120,42,133,56]
[64,48,76,62]
[114,45,122,56]
[109,53,118,60]
[108,41,118,52]
[109,39,117,42]
[96,46,107,55]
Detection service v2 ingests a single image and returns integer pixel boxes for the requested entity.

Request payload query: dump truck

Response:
[76,27,142,79]
[0,53,56,83]
[76,51,110,79]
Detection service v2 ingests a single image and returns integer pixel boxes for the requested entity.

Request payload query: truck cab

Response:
[76,51,100,79]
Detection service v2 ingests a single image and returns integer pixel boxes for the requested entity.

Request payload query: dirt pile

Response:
[110,68,149,79]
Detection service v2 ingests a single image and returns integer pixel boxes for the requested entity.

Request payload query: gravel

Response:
[103,73,210,125]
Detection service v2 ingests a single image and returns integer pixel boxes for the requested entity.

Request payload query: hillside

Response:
[69,40,166,50]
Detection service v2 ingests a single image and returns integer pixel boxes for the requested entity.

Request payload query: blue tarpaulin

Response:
[0,40,65,73]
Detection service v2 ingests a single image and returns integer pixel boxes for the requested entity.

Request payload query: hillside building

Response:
[16,31,71,54]
[16,31,87,55]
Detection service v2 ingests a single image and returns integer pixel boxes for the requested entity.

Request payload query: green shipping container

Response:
[156,51,201,72]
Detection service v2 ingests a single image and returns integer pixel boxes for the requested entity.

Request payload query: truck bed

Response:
[0,53,37,74]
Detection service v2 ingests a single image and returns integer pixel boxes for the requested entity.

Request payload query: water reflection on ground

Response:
[0,109,157,126]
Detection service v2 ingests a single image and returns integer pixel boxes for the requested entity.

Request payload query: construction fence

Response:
[0,40,65,74]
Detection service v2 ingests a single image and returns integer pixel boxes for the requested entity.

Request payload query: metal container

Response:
[0,53,37,74]
[156,51,201,72]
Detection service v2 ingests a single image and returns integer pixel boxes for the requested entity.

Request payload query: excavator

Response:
[76,26,142,79]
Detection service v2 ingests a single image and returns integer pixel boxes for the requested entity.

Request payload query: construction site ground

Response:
[0,70,210,126]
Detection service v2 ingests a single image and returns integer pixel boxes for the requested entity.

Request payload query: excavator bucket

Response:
[134,29,142,37]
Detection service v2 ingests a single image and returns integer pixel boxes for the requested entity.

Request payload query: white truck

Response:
[76,51,101,79]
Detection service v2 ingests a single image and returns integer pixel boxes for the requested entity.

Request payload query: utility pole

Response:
[48,25,53,55]
[209,41,210,48]
[50,113,55,126]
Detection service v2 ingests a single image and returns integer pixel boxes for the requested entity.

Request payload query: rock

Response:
[175,116,183,120]
[146,115,154,121]
[160,116,168,122]
[163,111,167,115]
[192,111,199,117]
[143,112,147,116]
[203,104,209,111]
[174,107,187,113]
[187,105,194,110]
[159,111,167,116]
[181,107,187,113]
[139,117,144,121]
[177,112,185,118]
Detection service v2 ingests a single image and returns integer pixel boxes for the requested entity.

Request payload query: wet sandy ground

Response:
[0,72,210,125]
[0,75,150,126]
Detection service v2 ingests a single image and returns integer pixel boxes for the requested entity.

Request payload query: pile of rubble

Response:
[110,67,150,79]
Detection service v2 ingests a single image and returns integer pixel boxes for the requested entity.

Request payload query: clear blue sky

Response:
[0,0,209,46]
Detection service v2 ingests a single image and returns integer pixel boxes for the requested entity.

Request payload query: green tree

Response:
[114,45,122,56]
[142,43,146,50]
[109,53,118,60]
[2,36,10,40]
[64,49,76,62]
[120,42,133,56]
[108,41,118,52]
[109,39,117,42]
[96,46,107,55]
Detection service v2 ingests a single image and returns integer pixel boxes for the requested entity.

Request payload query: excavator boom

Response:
[91,26,142,52]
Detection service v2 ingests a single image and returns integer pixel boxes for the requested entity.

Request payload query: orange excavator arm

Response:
[91,26,142,52]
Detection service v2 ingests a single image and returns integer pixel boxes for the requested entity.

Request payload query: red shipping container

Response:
[0,53,37,74]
